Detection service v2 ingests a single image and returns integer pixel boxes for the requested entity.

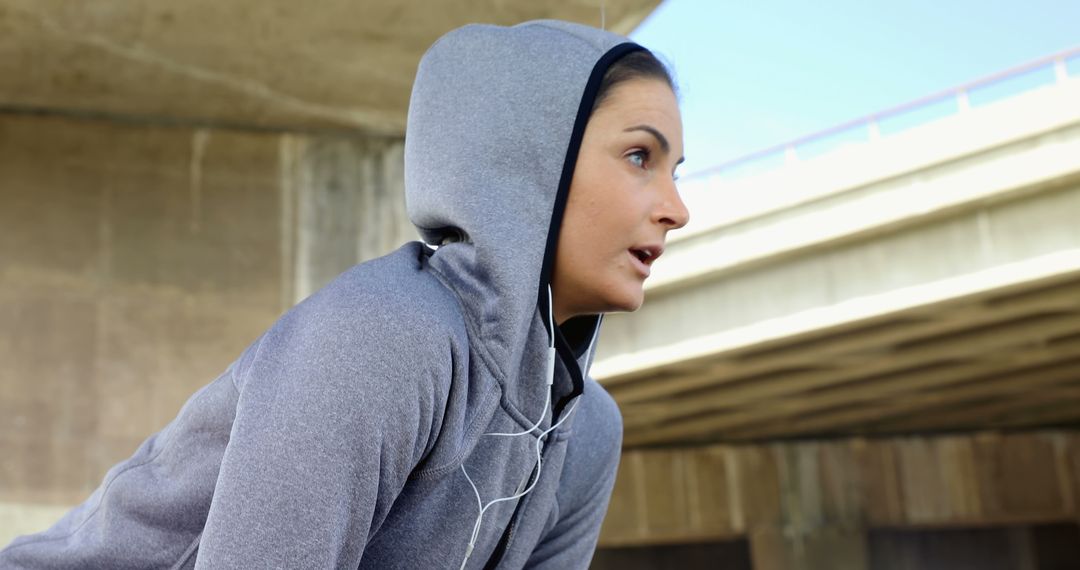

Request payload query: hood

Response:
[404,20,644,418]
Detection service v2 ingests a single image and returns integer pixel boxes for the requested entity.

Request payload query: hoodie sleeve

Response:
[193,298,449,569]
[523,382,623,570]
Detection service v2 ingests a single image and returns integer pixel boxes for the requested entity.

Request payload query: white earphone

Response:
[457,285,580,569]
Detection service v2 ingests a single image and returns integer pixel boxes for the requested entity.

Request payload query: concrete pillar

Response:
[0,112,291,544]
[0,111,413,546]
[281,134,414,304]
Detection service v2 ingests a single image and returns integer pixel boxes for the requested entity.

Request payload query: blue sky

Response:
[631,0,1080,177]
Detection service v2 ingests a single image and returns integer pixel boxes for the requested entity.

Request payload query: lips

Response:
[629,245,663,265]
[628,245,664,277]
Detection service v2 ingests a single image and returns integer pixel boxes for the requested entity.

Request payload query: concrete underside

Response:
[0,0,658,135]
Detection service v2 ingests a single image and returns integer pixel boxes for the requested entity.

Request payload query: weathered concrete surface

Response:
[0,111,413,545]
[598,430,1080,569]
[0,0,658,135]
[284,135,413,302]
[1,115,283,496]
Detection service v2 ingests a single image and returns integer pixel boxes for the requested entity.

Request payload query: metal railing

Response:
[686,44,1080,181]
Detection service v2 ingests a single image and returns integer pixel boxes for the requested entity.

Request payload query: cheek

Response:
[567,198,616,258]
[561,164,644,268]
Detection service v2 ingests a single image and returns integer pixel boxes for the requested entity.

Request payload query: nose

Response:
[654,177,690,230]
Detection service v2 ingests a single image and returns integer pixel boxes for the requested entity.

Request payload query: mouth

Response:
[628,245,664,277]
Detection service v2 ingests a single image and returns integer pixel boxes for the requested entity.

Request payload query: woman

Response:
[0,19,687,569]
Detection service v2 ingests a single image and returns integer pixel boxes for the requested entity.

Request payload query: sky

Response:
[630,0,1080,178]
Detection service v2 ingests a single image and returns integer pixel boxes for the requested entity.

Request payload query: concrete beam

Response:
[0,0,659,135]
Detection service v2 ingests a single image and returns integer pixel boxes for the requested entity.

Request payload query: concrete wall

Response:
[0,111,411,544]
[596,430,1080,569]
[593,522,1080,570]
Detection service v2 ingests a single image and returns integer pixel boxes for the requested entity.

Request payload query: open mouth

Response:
[628,246,663,277]
[629,247,661,266]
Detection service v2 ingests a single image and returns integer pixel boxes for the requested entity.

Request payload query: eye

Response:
[626,149,649,169]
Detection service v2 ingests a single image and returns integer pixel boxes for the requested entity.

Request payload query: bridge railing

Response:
[684,45,1080,182]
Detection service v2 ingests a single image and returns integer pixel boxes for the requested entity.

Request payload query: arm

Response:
[523,383,623,570]
[194,307,447,568]
[0,372,236,569]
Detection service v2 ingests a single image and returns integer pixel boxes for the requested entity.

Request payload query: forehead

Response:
[591,79,682,136]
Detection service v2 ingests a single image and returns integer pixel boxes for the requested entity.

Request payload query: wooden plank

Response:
[684,446,744,536]
[734,444,783,529]
[818,441,864,526]
[640,449,691,537]
[854,438,906,526]
[991,392,1080,429]
[598,451,647,544]
[977,434,1071,520]
[599,447,749,547]
[874,383,1080,434]
[749,442,870,570]
[625,345,1073,438]
[896,438,954,524]
[601,431,1080,548]
[602,313,931,391]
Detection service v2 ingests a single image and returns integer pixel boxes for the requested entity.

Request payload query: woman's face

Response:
[552,78,689,324]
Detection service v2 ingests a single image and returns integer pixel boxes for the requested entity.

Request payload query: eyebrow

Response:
[624,124,685,166]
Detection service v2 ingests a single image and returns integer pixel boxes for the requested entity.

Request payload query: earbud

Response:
[458,285,576,569]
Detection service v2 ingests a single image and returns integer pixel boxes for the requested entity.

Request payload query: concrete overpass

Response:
[595,49,1080,447]
[591,47,1080,568]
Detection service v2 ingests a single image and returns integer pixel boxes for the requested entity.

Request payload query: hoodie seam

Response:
[411,387,502,480]
[426,259,510,384]
[234,329,270,393]
[405,262,508,479]
[0,429,183,553]
[523,21,609,54]
[168,532,202,569]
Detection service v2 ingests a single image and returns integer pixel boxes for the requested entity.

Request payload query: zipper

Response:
[480,321,586,568]
[481,314,596,567]
[481,437,548,569]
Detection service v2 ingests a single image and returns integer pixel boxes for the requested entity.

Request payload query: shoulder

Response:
[236,244,465,392]
[576,378,623,453]
[304,244,463,341]
[287,245,462,352]
[226,246,463,466]
[562,379,623,481]
[550,378,623,519]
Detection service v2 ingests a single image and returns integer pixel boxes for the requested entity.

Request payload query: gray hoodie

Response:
[0,20,643,569]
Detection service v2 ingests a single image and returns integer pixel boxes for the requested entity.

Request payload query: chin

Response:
[603,288,645,314]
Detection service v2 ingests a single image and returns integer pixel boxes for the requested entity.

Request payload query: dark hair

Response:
[592,49,676,113]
